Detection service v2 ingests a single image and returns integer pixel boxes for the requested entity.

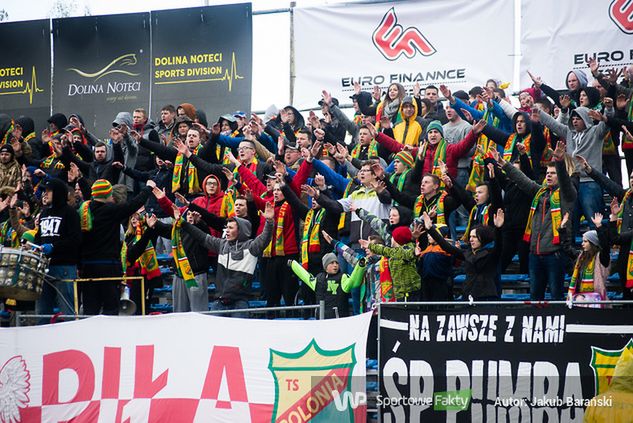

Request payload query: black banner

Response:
[151,4,252,123]
[0,19,51,133]
[379,305,633,422]
[52,13,151,138]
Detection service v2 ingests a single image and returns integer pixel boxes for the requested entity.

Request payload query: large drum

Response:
[0,247,50,301]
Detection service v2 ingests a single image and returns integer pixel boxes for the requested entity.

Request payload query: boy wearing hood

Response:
[181,202,275,317]
[537,105,613,232]
[36,178,81,320]
[111,112,139,194]
[289,253,367,319]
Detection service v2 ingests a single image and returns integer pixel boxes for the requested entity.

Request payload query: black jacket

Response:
[80,187,151,263]
[152,219,210,275]
[37,178,81,266]
[430,225,501,299]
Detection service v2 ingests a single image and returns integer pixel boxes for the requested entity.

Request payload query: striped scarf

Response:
[618,190,633,289]
[467,108,498,192]
[390,168,410,192]
[378,257,395,303]
[171,217,197,288]
[617,190,633,233]
[0,221,18,248]
[41,149,65,170]
[172,145,201,193]
[523,186,561,244]
[413,192,447,223]
[602,129,617,155]
[220,189,236,218]
[351,141,378,160]
[121,221,161,280]
[79,201,93,232]
[264,202,289,257]
[569,253,597,296]
[337,180,354,230]
[300,208,325,269]
[420,138,447,178]
[23,132,36,143]
[462,203,491,242]
[503,133,532,162]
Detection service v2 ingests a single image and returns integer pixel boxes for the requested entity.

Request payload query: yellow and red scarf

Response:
[420,138,447,178]
[378,257,395,303]
[462,203,491,241]
[172,145,201,193]
[351,141,378,160]
[569,254,597,296]
[300,208,325,268]
[121,221,161,280]
[503,133,532,162]
[523,186,561,244]
[79,201,93,232]
[413,192,447,223]
[264,202,289,257]
[171,217,197,287]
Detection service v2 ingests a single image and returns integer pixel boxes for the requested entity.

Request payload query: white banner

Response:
[0,313,372,423]
[293,0,515,109]
[520,0,633,90]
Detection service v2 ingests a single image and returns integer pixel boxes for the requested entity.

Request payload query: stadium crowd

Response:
[1,57,633,321]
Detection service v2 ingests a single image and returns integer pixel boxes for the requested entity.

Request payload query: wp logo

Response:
[610,0,633,34]
[372,7,436,61]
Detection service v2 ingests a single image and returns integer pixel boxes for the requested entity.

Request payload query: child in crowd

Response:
[289,252,367,318]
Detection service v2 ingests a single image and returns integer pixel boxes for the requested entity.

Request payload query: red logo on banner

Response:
[609,0,633,34]
[372,7,436,61]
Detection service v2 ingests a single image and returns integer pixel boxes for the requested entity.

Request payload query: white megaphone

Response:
[119,284,137,316]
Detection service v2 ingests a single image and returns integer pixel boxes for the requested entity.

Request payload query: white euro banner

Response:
[293,0,515,109]
[520,0,633,90]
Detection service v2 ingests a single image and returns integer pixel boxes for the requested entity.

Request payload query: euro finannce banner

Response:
[293,0,514,109]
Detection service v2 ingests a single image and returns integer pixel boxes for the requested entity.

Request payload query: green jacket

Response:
[369,242,420,299]
[290,259,367,318]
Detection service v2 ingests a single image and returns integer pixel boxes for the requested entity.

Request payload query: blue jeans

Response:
[573,181,605,236]
[36,265,77,324]
[209,299,249,318]
[528,252,565,300]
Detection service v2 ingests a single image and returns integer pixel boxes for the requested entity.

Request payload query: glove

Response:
[41,244,54,256]
[287,260,293,268]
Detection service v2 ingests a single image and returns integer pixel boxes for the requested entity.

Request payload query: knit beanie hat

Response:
[91,179,113,199]
[426,120,444,136]
[322,252,338,270]
[583,230,600,248]
[394,151,414,168]
[0,143,14,157]
[21,230,37,244]
[392,226,412,246]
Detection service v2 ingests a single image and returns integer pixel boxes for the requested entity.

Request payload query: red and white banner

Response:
[0,312,372,422]
[293,0,515,109]
[520,0,633,90]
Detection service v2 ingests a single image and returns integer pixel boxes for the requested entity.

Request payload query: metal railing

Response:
[12,301,326,326]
